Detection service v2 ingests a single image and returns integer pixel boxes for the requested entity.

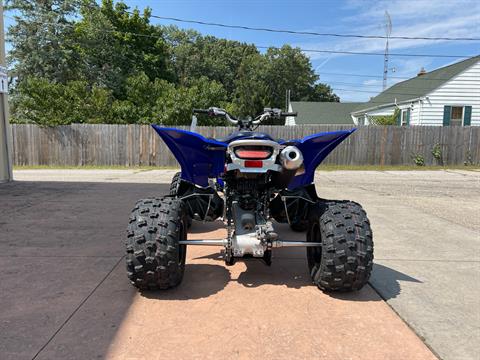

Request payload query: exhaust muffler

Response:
[279,146,303,170]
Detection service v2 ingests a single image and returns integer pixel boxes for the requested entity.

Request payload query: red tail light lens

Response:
[244,160,263,168]
[234,146,272,159]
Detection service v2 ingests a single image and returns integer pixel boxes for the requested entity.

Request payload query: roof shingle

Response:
[290,102,361,125]
[354,55,480,113]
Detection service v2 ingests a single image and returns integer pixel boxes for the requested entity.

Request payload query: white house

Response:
[351,55,480,126]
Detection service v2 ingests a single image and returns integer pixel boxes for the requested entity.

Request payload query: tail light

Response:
[234,146,273,159]
[244,160,263,168]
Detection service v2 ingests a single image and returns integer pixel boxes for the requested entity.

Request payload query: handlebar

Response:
[193,107,238,125]
[192,109,210,115]
[192,107,297,126]
[252,108,298,125]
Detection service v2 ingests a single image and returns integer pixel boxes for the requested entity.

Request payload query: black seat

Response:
[216,131,276,143]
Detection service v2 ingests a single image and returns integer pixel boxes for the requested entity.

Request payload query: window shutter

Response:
[443,106,451,126]
[464,106,472,126]
[396,109,401,126]
[406,109,411,126]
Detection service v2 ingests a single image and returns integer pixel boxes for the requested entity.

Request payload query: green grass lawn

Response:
[13,164,480,171]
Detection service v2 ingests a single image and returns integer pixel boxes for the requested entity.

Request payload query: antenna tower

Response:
[383,11,392,91]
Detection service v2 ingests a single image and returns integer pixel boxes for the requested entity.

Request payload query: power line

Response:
[332,87,427,96]
[4,14,478,88]
[316,71,465,80]
[5,15,476,59]
[334,88,393,94]
[314,80,466,93]
[256,46,471,58]
[327,81,383,88]
[319,71,408,79]
[146,13,480,42]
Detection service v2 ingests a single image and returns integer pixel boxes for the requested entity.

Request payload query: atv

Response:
[126,107,373,292]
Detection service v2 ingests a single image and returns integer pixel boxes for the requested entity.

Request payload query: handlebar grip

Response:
[281,112,298,117]
[192,109,210,114]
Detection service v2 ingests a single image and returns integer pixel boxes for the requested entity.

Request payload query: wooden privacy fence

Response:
[10,124,480,167]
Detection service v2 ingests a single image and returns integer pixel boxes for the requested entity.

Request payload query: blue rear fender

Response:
[152,125,227,187]
[286,129,355,189]
[152,125,355,189]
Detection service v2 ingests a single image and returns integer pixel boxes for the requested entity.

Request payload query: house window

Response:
[450,106,463,126]
[401,109,408,126]
[400,108,410,126]
[444,105,472,126]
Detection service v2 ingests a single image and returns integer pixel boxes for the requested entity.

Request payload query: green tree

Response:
[6,1,341,125]
[232,53,269,117]
[155,76,229,126]
[108,73,229,125]
[6,0,83,83]
[164,26,258,98]
[10,76,114,125]
[232,46,338,117]
[110,72,175,124]
[303,83,339,102]
[74,0,173,98]
[263,45,318,108]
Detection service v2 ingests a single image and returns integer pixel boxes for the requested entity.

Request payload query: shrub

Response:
[412,153,425,166]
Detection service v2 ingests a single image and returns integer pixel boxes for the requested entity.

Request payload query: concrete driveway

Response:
[1,169,479,359]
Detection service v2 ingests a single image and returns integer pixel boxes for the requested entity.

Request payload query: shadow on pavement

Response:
[140,263,231,300]
[0,181,171,360]
[369,263,423,300]
[192,250,312,289]
[0,180,423,360]
[191,250,329,291]
[190,250,423,301]
[236,258,311,289]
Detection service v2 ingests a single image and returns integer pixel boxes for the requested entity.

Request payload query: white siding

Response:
[420,60,480,126]
[285,103,296,125]
[410,100,421,125]
[367,107,395,116]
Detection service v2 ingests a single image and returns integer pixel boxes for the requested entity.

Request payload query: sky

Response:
[5,0,480,102]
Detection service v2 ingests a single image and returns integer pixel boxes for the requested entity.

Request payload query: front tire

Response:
[307,200,373,291]
[126,197,187,290]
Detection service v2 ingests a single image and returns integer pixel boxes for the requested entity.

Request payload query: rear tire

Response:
[170,172,192,228]
[307,200,373,291]
[170,172,181,196]
[126,197,187,290]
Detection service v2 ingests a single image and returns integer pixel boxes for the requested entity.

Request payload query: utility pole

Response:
[382,11,392,91]
[285,89,291,112]
[0,0,12,182]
